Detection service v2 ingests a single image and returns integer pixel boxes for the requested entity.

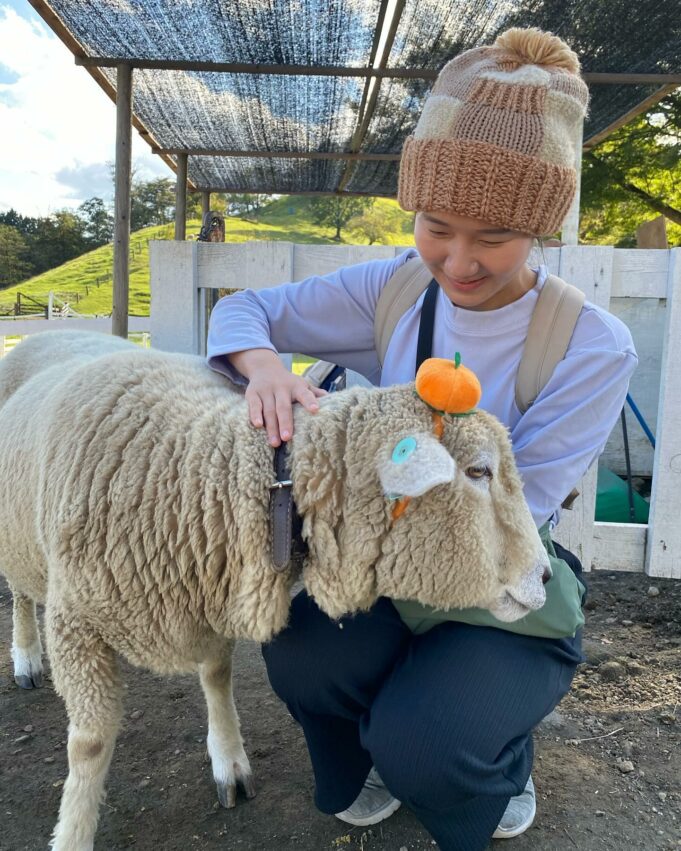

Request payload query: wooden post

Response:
[636,216,668,249]
[646,248,681,578]
[560,122,583,245]
[112,63,133,339]
[175,153,188,241]
[553,245,614,571]
[201,191,211,218]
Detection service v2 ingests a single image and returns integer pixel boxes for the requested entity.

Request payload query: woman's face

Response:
[414,211,535,311]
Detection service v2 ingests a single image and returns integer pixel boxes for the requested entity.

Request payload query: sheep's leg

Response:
[47,610,123,851]
[10,587,43,689]
[200,645,256,808]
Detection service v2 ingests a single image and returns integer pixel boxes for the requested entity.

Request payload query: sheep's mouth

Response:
[503,591,532,616]
[490,586,545,622]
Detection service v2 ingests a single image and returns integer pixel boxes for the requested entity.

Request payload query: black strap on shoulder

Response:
[415,279,439,374]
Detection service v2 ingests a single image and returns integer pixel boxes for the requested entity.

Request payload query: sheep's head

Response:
[292,384,548,622]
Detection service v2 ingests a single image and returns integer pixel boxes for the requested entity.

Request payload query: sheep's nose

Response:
[542,566,551,584]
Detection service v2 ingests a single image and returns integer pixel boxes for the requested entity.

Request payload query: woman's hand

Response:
[228,349,326,446]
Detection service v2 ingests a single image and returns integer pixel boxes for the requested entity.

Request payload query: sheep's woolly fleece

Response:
[0,331,539,650]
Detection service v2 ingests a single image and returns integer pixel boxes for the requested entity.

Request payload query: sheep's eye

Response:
[466,465,491,480]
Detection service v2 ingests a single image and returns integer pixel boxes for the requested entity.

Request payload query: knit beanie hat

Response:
[398,28,589,236]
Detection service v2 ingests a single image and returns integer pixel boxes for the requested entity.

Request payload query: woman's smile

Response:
[445,275,489,293]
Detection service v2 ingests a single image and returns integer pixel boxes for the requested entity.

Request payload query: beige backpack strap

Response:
[515,274,586,414]
[374,256,433,367]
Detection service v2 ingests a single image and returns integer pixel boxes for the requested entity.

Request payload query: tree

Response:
[0,225,32,287]
[311,196,373,241]
[349,204,405,245]
[78,198,114,247]
[580,90,681,246]
[130,177,175,230]
[225,193,272,219]
[23,211,88,272]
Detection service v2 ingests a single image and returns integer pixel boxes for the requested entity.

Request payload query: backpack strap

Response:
[515,274,586,413]
[415,280,440,373]
[375,256,432,367]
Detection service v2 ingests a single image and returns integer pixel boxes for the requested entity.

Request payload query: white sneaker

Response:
[335,767,402,827]
[492,775,536,839]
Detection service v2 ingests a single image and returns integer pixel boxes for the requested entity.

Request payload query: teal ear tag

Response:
[392,436,417,464]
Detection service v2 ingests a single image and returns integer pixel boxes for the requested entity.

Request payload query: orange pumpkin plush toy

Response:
[416,352,481,439]
[415,352,482,415]
[392,354,481,521]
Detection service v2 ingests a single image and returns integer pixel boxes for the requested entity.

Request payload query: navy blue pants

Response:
[262,588,583,851]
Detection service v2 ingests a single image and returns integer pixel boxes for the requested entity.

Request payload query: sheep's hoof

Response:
[217,782,237,809]
[216,774,257,809]
[15,672,43,689]
[241,773,257,800]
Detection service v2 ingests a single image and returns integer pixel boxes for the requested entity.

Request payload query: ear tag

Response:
[392,436,417,464]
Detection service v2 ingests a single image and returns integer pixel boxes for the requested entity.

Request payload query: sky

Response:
[0,1,172,217]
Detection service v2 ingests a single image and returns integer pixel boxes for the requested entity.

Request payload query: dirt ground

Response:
[1,570,679,851]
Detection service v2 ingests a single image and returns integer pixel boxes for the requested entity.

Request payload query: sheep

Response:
[0,330,549,851]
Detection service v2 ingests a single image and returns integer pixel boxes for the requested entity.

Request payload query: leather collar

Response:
[269,444,306,572]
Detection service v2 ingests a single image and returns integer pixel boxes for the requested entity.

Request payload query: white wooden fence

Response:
[149,240,681,580]
[0,316,149,338]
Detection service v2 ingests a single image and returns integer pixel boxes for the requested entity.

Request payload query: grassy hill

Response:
[0,197,415,317]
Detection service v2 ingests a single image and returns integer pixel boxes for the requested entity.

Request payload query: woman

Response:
[207,28,637,851]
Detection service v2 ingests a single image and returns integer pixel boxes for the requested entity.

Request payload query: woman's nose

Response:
[444,251,480,280]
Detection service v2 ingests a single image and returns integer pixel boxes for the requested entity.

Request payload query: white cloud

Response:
[0,5,171,216]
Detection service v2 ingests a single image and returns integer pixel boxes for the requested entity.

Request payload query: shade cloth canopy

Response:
[31,0,681,195]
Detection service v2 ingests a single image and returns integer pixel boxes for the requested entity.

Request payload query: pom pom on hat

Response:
[494,27,581,74]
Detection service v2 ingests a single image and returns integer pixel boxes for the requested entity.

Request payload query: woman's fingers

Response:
[294,384,322,413]
[247,393,264,429]
[274,390,294,442]
[260,393,283,446]
[247,376,328,445]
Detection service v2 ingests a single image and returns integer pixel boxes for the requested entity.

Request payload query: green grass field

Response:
[0,197,415,318]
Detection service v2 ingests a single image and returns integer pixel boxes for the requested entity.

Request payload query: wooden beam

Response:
[75,57,436,77]
[353,0,391,131]
[196,188,396,198]
[583,85,678,149]
[337,0,408,193]
[201,191,211,218]
[584,73,681,85]
[154,148,401,160]
[112,64,132,339]
[74,57,681,85]
[174,153,188,241]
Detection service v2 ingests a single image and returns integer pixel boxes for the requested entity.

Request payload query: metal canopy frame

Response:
[30,0,680,181]
[26,0,680,337]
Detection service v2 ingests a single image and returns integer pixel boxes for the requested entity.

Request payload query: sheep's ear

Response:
[378,433,455,499]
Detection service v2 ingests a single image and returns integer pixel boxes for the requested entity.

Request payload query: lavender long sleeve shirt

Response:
[207,249,638,528]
